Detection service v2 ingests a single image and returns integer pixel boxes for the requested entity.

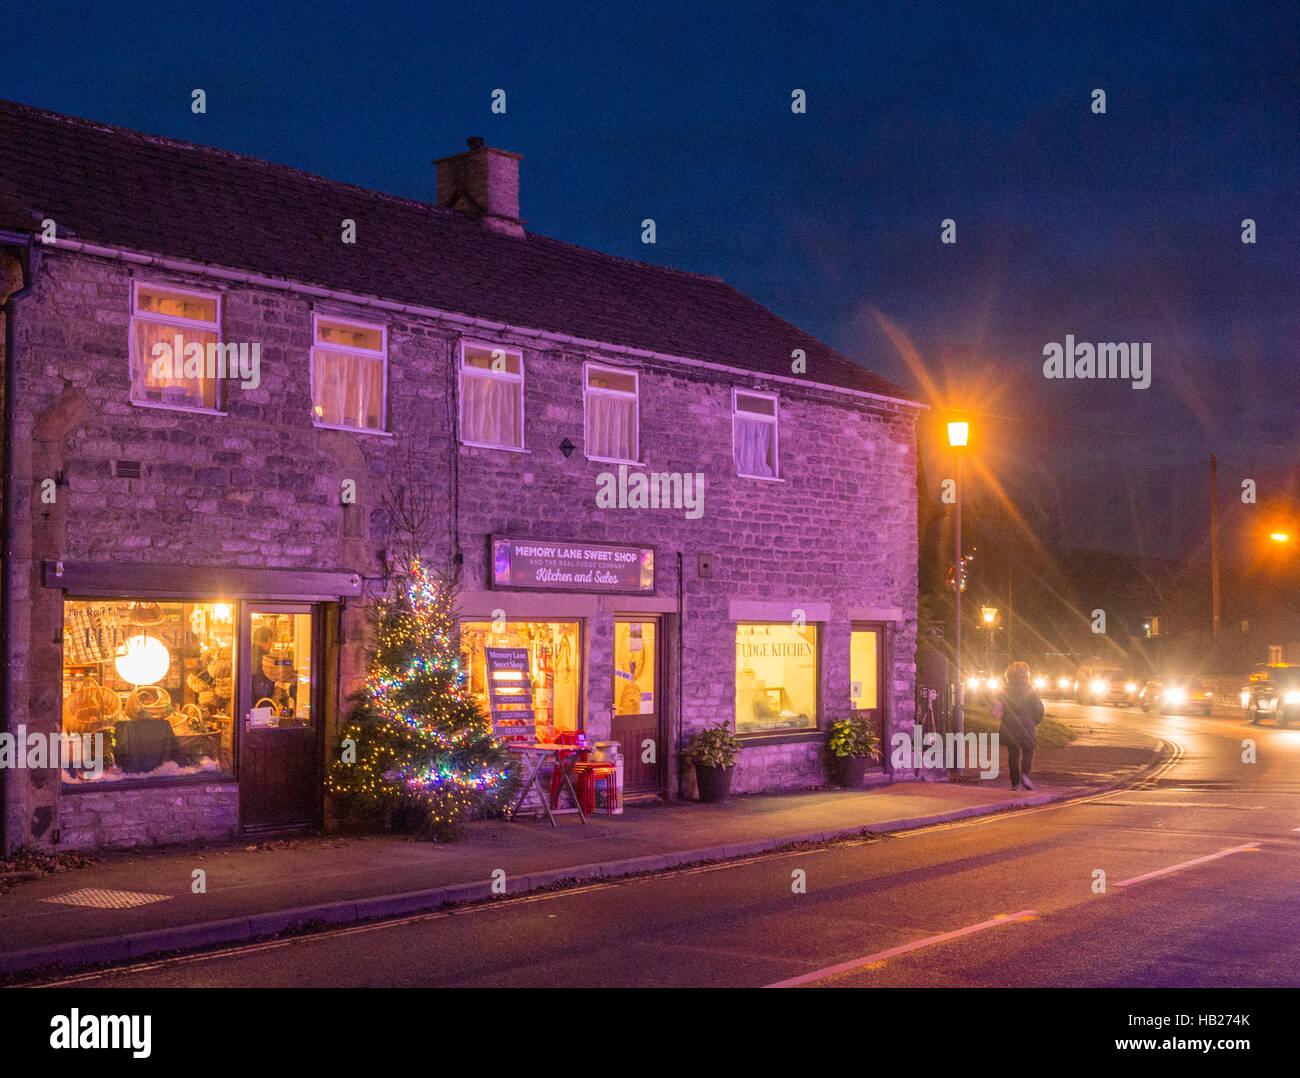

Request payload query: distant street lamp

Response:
[1270,532,1290,544]
[948,420,969,746]
[981,606,998,670]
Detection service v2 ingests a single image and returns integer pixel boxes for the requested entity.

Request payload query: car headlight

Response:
[1091,679,1108,696]
[1058,678,1070,689]
[1284,691,1300,705]
[966,677,981,690]
[1033,676,1046,689]
[987,677,1001,691]
[1125,682,1137,693]
[1165,687,1187,705]
[1240,691,1251,707]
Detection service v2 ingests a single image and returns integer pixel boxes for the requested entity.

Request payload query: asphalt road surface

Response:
[37,702,1300,988]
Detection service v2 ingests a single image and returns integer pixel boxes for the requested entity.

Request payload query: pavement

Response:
[0,716,1162,978]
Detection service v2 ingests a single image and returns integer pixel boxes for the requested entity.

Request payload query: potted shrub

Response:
[686,721,741,803]
[826,716,881,788]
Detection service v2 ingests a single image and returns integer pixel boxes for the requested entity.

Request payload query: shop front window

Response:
[461,620,580,741]
[735,622,819,735]
[62,599,236,784]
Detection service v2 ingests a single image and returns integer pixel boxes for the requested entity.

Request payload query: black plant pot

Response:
[829,754,869,788]
[695,763,734,803]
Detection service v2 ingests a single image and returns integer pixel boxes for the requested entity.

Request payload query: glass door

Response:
[239,604,320,833]
[612,618,662,794]
[850,624,883,750]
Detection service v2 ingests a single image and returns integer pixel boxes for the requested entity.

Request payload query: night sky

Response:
[4,1,1296,562]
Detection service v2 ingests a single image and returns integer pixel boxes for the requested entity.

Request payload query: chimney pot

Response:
[467,136,484,149]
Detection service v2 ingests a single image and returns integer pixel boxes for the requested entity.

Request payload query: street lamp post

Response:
[947,421,968,745]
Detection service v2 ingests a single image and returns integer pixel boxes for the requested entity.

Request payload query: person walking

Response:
[993,661,1044,791]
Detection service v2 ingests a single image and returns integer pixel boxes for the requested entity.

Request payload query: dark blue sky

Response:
[5,0,1297,559]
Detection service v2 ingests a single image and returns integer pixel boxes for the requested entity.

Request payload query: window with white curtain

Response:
[129,281,223,410]
[311,315,387,432]
[733,389,779,478]
[460,342,524,449]
[584,363,639,463]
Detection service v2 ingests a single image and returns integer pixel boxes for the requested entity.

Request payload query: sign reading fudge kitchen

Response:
[491,537,655,594]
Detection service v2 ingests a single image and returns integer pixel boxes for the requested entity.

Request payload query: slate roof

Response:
[0,98,912,402]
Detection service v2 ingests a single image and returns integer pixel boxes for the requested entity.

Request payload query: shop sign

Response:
[490,537,655,594]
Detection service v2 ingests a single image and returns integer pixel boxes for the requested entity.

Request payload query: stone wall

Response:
[57,783,239,850]
[3,247,919,848]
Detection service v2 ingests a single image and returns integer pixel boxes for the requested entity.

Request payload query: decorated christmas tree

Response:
[326,559,513,840]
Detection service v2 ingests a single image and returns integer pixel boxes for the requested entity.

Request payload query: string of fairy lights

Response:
[325,559,512,831]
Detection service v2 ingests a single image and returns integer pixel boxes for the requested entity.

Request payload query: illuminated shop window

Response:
[61,600,235,784]
[735,622,819,735]
[460,620,580,739]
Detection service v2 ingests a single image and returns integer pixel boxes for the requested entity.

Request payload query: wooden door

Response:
[612,618,662,794]
[239,604,320,833]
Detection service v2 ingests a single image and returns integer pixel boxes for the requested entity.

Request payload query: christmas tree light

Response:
[326,559,514,840]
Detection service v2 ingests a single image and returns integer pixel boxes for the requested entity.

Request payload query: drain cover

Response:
[42,888,172,909]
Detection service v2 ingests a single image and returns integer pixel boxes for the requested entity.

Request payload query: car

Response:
[1138,676,1213,716]
[1034,661,1076,699]
[964,670,1003,695]
[1074,664,1138,706]
[1241,663,1300,727]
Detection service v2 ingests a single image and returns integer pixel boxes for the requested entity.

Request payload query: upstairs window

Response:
[460,342,524,449]
[584,363,639,463]
[733,389,779,478]
[129,282,223,410]
[311,315,387,431]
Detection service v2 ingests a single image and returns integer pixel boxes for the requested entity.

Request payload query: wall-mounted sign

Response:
[491,537,655,594]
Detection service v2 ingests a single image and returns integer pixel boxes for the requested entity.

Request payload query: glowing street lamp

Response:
[981,606,997,671]
[1270,532,1290,544]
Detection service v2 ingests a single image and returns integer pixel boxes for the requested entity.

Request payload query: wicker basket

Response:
[125,685,171,720]
[62,676,122,735]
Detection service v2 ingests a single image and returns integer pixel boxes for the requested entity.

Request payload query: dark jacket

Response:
[998,682,1044,748]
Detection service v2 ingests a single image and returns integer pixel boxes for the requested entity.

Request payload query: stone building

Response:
[0,99,921,852]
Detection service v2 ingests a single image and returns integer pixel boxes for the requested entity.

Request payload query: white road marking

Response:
[1114,842,1261,888]
[765,910,1038,988]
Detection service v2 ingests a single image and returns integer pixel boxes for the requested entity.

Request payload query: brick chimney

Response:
[434,137,525,238]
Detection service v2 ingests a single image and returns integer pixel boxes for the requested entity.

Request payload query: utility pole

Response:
[1210,453,1221,642]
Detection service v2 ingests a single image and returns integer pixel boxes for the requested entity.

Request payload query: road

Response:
[35,702,1300,987]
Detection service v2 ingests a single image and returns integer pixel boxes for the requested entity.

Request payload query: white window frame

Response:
[583,361,640,465]
[129,279,225,415]
[458,340,527,452]
[310,312,389,434]
[732,387,780,480]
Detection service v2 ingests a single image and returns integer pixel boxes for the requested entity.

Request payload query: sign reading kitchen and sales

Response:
[491,537,655,594]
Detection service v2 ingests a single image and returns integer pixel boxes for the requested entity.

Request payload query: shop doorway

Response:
[613,617,663,794]
[850,624,885,749]
[239,604,321,833]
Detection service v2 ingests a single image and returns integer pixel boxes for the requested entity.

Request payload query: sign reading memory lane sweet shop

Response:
[490,537,655,594]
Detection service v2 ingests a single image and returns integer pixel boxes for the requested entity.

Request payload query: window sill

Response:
[736,472,784,482]
[460,441,530,454]
[62,772,236,795]
[313,421,393,437]
[131,399,225,417]
[736,729,824,747]
[585,455,642,466]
